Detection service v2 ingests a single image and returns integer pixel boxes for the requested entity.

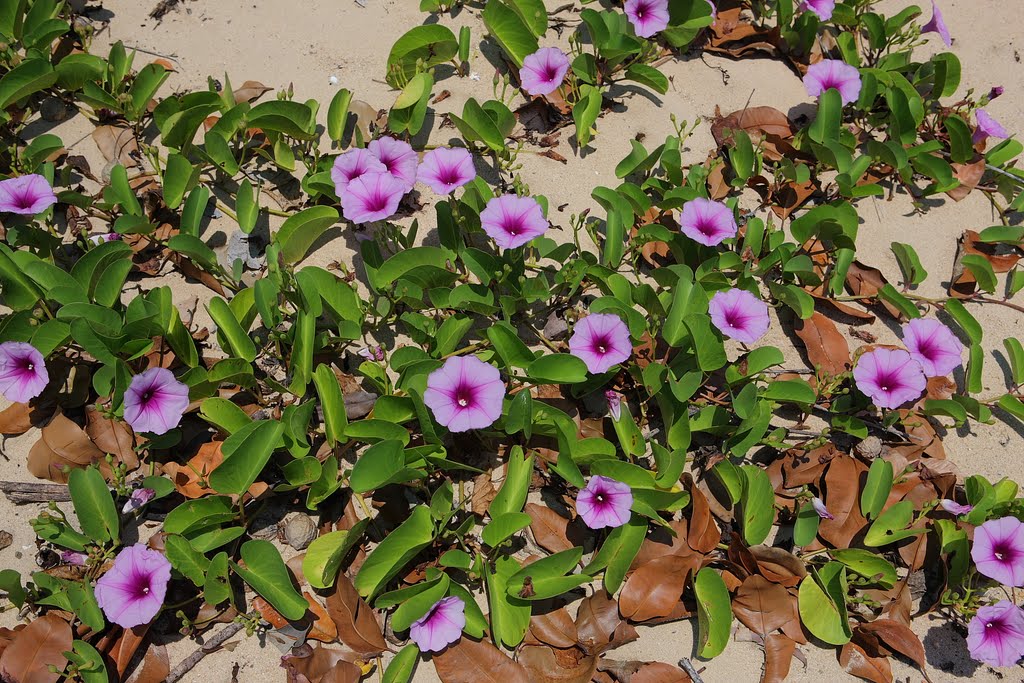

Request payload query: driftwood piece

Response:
[0,481,71,504]
[165,622,245,683]
[678,658,706,683]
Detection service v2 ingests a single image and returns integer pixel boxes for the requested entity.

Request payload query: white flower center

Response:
[458,398,468,407]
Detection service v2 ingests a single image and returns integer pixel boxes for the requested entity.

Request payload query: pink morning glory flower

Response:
[123,367,190,435]
[989,86,1005,101]
[519,47,571,97]
[706,0,717,18]
[852,348,926,410]
[803,59,862,106]
[678,197,737,247]
[708,288,770,345]
[624,0,669,39]
[568,313,632,374]
[331,148,387,196]
[972,517,1024,587]
[605,390,623,421]
[368,136,418,192]
[901,318,963,377]
[88,232,122,245]
[0,174,57,215]
[922,1,951,47]
[423,355,505,432]
[811,497,834,520]
[576,476,633,529]
[967,601,1024,667]
[417,147,476,195]
[940,499,973,515]
[0,342,48,403]
[479,194,549,249]
[800,0,834,21]
[409,596,465,653]
[341,172,405,225]
[973,110,1009,144]
[94,544,172,629]
[61,551,87,566]
[122,487,156,513]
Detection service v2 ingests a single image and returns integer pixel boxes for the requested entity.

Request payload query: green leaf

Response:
[944,297,982,343]
[382,643,419,683]
[327,88,353,144]
[943,115,974,164]
[354,506,435,599]
[859,457,893,520]
[487,321,535,369]
[890,242,928,286]
[385,24,459,87]
[231,540,307,621]
[199,397,252,434]
[204,552,231,606]
[165,534,210,587]
[829,549,896,588]
[350,440,421,493]
[247,100,316,139]
[961,254,998,293]
[623,63,669,95]
[762,379,816,404]
[312,364,349,446]
[208,420,285,496]
[163,496,236,536]
[302,521,368,589]
[506,548,588,600]
[0,58,56,109]
[585,513,646,594]
[391,574,451,631]
[489,447,533,517]
[808,87,842,144]
[483,0,539,67]
[798,563,852,645]
[235,179,259,234]
[864,500,925,547]
[738,465,774,545]
[275,206,340,264]
[65,640,108,683]
[482,512,532,547]
[207,296,256,362]
[67,467,118,544]
[526,353,589,384]
[572,84,602,148]
[793,500,821,547]
[694,567,731,658]
[485,555,531,647]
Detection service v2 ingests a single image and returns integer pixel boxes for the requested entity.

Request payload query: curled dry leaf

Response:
[575,591,638,656]
[97,623,150,677]
[525,502,573,553]
[0,613,72,683]
[748,546,807,587]
[845,261,906,320]
[529,607,579,649]
[27,409,108,483]
[517,645,597,683]
[432,636,531,683]
[838,641,892,683]
[618,554,697,623]
[856,619,930,681]
[763,633,797,683]
[817,456,869,548]
[793,312,851,377]
[85,405,139,470]
[163,442,224,498]
[631,662,692,683]
[92,125,140,166]
[684,476,721,553]
[233,80,273,104]
[324,572,386,657]
[0,402,35,435]
[124,642,169,683]
[946,159,986,201]
[282,643,362,683]
[731,575,794,636]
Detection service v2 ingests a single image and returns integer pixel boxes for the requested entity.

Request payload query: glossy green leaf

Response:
[231,540,307,621]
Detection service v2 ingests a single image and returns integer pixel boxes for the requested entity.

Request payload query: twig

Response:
[0,481,71,504]
[678,657,706,683]
[165,622,244,683]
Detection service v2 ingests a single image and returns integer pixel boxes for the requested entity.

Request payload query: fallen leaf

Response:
[0,614,72,683]
[845,262,905,320]
[27,410,108,483]
[526,503,572,553]
[124,642,169,683]
[618,555,695,623]
[763,633,797,683]
[838,641,892,683]
[631,662,691,682]
[92,125,139,166]
[0,402,34,435]
[517,645,597,683]
[433,637,531,683]
[163,442,224,498]
[529,608,578,649]
[233,80,272,104]
[85,405,139,470]
[282,643,361,683]
[857,619,929,681]
[945,159,985,202]
[324,572,386,657]
[575,591,638,656]
[793,312,851,376]
[817,456,868,548]
[684,476,721,553]
[731,575,793,635]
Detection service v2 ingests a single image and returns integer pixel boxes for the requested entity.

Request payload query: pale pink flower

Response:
[123,367,190,435]
[803,59,862,105]
[368,136,418,191]
[94,544,172,629]
[0,342,48,403]
[341,172,405,224]
[852,348,926,410]
[678,197,737,246]
[576,476,632,529]
[708,288,770,345]
[974,110,1009,144]
[423,356,504,432]
[331,148,386,195]
[519,47,570,97]
[901,318,963,377]
[624,0,669,38]
[409,596,465,653]
[568,314,632,374]
[479,195,548,249]
[0,174,57,215]
[417,147,476,195]
[922,1,951,47]
[968,601,1024,667]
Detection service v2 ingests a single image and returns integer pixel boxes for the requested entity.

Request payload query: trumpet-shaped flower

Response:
[341,172,405,224]
[519,47,570,97]
[423,356,504,432]
[368,136,418,191]
[0,174,57,215]
[479,195,548,249]
[409,596,465,653]
[624,0,670,38]
[800,0,835,21]
[901,318,963,377]
[811,497,834,520]
[577,476,633,529]
[331,148,387,195]
[974,110,1009,144]
[94,544,172,629]
[0,342,48,403]
[708,288,770,344]
[803,59,862,105]
[972,517,1024,587]
[678,197,737,246]
[568,313,632,374]
[922,1,951,47]
[940,499,973,515]
[124,367,190,435]
[852,348,926,409]
[967,601,1024,667]
[417,147,476,195]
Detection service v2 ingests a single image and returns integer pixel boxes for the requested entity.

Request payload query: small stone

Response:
[854,436,882,459]
[542,311,569,341]
[225,231,266,271]
[283,513,317,550]
[40,97,71,122]
[344,390,378,420]
[0,530,12,552]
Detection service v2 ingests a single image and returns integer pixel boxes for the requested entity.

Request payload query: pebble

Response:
[282,513,317,550]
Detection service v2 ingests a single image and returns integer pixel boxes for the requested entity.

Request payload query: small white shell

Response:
[328,75,339,86]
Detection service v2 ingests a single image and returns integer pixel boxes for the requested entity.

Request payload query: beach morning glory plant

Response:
[678,197,737,246]
[0,174,57,215]
[94,544,172,629]
[576,476,633,529]
[568,314,632,374]
[0,342,48,403]
[479,195,549,249]
[803,59,863,105]
[409,597,466,653]
[423,356,504,432]
[123,367,191,435]
[519,47,570,97]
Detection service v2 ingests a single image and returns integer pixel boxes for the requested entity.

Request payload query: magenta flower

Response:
[811,497,834,520]
[122,487,156,513]
[973,110,1009,145]
[967,601,1024,667]
[576,476,633,529]
[341,172,405,225]
[989,86,1005,101]
[423,355,504,432]
[331,148,387,195]
[901,318,963,377]
[800,0,834,21]
[972,517,1024,587]
[409,596,465,653]
[417,147,476,195]
[123,367,190,435]
[706,0,717,18]
[0,342,48,403]
[852,348,926,410]
[605,390,622,421]
[368,136,418,192]
[94,544,172,629]
[519,47,570,97]
[568,314,632,374]
[940,499,973,515]
[88,232,121,245]
[803,59,862,106]
[678,197,737,247]
[479,194,548,249]
[708,288,770,345]
[624,0,669,39]
[922,1,951,47]
[61,551,87,566]
[0,174,57,215]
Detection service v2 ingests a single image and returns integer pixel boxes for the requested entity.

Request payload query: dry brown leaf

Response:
[631,662,691,682]
[233,80,272,104]
[857,619,930,681]
[575,591,638,656]
[324,572,386,657]
[684,476,720,553]
[731,575,793,635]
[97,624,150,678]
[845,262,906,320]
[163,442,224,498]
[618,555,695,623]
[0,402,35,435]
[749,546,806,588]
[471,473,497,516]
[946,159,985,201]
[529,608,578,649]
[92,125,140,166]
[0,614,72,683]
[433,637,531,683]
[526,502,573,553]
[282,643,361,683]
[27,410,107,483]
[838,641,892,683]
[793,312,851,376]
[763,633,797,683]
[85,405,139,470]
[124,642,169,683]
[517,645,597,683]
[818,456,869,548]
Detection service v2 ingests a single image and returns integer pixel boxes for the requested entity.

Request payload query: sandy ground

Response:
[2,0,1024,680]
